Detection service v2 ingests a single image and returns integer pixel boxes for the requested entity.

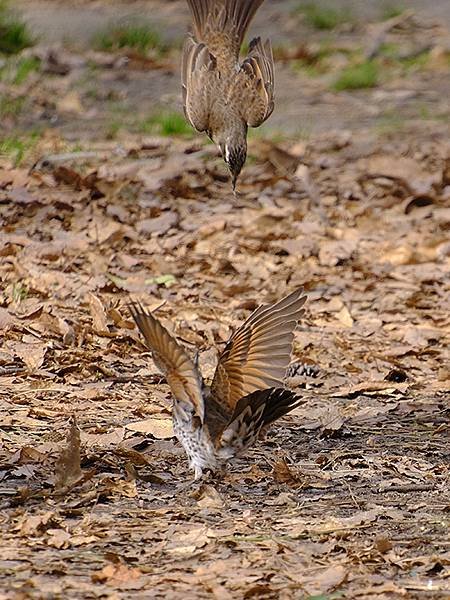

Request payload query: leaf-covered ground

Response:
[1,1,450,598]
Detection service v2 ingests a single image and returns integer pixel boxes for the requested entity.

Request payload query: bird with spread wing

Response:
[182,0,274,189]
[129,288,306,479]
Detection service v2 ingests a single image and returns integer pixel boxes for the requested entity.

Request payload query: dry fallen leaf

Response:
[46,528,71,549]
[303,565,347,595]
[195,485,225,509]
[0,307,13,330]
[19,511,57,536]
[11,341,48,371]
[87,292,109,335]
[54,415,83,492]
[91,563,142,585]
[57,90,83,114]
[336,305,354,327]
[272,458,302,486]
[138,210,179,235]
[319,240,357,267]
[166,526,213,557]
[125,416,174,439]
[102,477,138,498]
[80,427,125,447]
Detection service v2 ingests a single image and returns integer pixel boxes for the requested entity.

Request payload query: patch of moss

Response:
[0,56,40,84]
[94,23,167,56]
[295,2,352,30]
[380,3,405,20]
[139,111,194,137]
[333,60,378,91]
[0,1,34,55]
[0,94,25,117]
[0,132,38,165]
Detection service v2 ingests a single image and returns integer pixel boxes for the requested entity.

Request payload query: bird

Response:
[182,0,275,189]
[129,288,306,479]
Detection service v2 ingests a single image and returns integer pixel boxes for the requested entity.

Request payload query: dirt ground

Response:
[1,1,450,598]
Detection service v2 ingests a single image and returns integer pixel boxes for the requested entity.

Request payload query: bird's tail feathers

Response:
[186,0,265,45]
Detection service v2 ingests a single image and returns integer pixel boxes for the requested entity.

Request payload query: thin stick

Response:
[378,483,435,493]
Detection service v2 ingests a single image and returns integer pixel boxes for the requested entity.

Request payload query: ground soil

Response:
[1,1,449,599]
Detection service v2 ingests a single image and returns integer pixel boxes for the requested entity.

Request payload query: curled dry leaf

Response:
[195,485,225,510]
[54,415,82,492]
[87,292,109,336]
[272,458,302,486]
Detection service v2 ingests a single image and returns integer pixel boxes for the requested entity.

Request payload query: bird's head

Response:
[216,125,248,190]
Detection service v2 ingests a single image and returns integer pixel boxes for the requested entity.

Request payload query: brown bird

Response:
[182,0,274,189]
[129,288,306,479]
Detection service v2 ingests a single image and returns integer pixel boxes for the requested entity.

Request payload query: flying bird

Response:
[182,0,275,189]
[129,288,306,479]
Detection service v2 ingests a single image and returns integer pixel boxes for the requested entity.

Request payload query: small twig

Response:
[378,483,435,493]
[30,151,101,172]
[105,374,165,384]
[344,480,361,510]
[0,366,28,376]
[365,10,415,60]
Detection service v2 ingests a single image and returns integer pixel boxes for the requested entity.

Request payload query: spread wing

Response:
[210,288,307,412]
[181,35,218,133]
[234,36,274,127]
[128,302,204,422]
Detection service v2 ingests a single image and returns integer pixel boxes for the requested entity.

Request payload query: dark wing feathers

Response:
[182,35,217,132]
[236,36,274,127]
[185,0,209,39]
[217,387,301,455]
[210,288,307,411]
[128,302,205,421]
[229,0,266,47]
